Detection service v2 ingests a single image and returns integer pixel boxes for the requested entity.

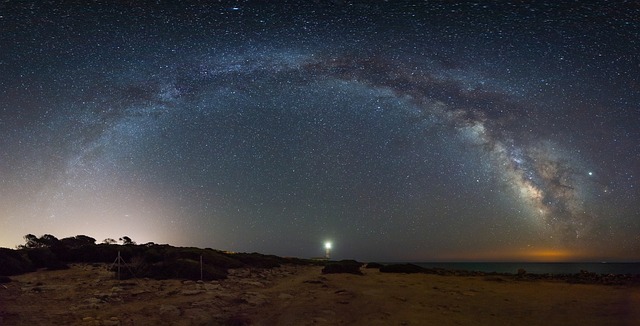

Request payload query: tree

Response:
[102,238,117,245]
[40,234,61,248]
[119,236,135,245]
[19,234,59,249]
[74,235,96,246]
[21,234,42,249]
[61,235,96,248]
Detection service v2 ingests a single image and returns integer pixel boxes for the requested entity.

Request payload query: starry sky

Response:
[1,0,639,262]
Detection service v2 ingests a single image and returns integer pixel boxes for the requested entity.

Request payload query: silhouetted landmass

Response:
[364,262,384,269]
[2,234,640,285]
[321,260,364,275]
[379,263,426,274]
[0,234,322,281]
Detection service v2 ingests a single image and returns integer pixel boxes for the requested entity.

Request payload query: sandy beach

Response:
[1,263,639,325]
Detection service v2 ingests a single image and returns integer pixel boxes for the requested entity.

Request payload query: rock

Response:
[278,293,294,299]
[82,316,94,322]
[242,292,269,306]
[225,315,252,326]
[182,280,195,285]
[181,289,205,296]
[102,320,120,326]
[94,292,113,299]
[228,268,251,277]
[159,304,181,317]
[183,308,210,324]
[204,283,222,291]
[303,280,324,284]
[131,289,149,296]
[84,297,103,305]
[240,280,265,287]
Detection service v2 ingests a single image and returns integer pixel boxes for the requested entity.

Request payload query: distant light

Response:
[588,172,593,176]
[325,241,332,249]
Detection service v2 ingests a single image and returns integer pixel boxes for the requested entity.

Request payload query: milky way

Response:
[300,55,598,240]
[1,1,638,261]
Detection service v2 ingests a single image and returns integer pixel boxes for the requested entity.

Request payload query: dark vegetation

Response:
[4,234,639,285]
[364,262,384,269]
[0,234,321,281]
[321,260,364,275]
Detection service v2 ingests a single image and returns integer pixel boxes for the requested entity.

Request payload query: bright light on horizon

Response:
[325,241,332,249]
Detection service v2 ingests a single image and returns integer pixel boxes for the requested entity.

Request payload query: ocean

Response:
[410,262,640,275]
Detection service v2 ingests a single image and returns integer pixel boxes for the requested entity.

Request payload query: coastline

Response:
[409,261,640,275]
[1,263,639,325]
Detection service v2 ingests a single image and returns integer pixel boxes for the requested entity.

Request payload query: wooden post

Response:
[200,255,203,281]
[117,251,121,280]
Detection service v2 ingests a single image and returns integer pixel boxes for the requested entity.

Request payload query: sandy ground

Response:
[1,264,639,325]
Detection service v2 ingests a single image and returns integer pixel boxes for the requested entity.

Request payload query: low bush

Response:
[365,262,384,269]
[0,248,35,276]
[322,260,363,275]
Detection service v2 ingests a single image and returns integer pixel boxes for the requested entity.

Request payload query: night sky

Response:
[1,1,639,262]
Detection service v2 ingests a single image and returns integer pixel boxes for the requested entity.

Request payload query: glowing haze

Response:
[1,1,638,262]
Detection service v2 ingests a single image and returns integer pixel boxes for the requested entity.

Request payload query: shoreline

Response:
[403,261,640,274]
[371,262,640,286]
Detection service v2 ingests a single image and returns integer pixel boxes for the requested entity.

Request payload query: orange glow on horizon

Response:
[520,249,576,261]
[425,247,595,262]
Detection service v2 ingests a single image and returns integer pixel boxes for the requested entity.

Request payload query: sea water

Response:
[410,262,640,275]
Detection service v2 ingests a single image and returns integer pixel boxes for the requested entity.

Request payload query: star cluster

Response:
[1,1,638,261]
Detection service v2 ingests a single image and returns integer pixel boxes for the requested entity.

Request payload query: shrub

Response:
[322,260,363,275]
[25,248,67,270]
[147,259,228,280]
[0,248,35,276]
[233,252,283,269]
[365,262,384,269]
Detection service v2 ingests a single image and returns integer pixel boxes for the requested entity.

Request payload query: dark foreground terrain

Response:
[2,263,640,325]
